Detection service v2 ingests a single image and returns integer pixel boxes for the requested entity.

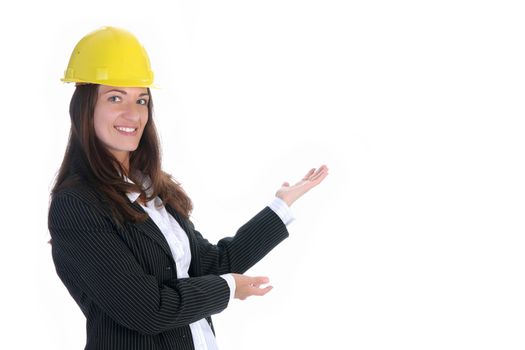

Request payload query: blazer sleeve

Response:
[188,206,289,275]
[48,191,230,336]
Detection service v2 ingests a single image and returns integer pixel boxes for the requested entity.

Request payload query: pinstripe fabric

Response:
[48,183,289,350]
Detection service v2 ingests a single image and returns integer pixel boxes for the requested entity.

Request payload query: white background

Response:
[1,0,524,349]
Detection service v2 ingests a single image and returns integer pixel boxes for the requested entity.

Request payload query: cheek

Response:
[142,110,149,125]
[141,113,149,129]
[93,107,113,139]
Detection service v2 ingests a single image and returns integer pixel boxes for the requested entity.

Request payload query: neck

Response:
[113,152,130,176]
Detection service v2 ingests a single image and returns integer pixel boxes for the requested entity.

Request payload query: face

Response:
[93,85,150,164]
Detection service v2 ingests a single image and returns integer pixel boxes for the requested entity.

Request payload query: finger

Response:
[282,182,289,187]
[310,165,328,178]
[312,165,328,177]
[259,285,273,296]
[305,166,327,181]
[310,169,329,183]
[250,285,273,297]
[251,276,270,286]
[311,166,328,179]
[302,168,316,180]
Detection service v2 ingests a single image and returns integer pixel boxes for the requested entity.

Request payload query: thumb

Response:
[282,182,290,187]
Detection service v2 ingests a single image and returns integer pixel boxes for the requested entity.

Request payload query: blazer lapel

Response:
[129,201,174,260]
[165,204,189,234]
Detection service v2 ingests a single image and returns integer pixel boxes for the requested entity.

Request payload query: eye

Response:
[108,95,121,103]
[137,98,149,106]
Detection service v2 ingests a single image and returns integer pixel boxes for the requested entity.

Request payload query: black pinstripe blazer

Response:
[48,182,289,350]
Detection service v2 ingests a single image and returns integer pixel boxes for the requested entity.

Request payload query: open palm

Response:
[275,165,329,207]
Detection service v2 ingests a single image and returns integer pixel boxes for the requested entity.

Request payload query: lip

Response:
[114,126,138,136]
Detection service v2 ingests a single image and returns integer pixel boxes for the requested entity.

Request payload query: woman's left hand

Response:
[275,165,329,207]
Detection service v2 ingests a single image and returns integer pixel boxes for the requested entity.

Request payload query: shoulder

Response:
[51,180,103,207]
[49,181,114,228]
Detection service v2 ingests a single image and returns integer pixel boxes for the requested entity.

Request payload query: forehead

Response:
[98,85,148,95]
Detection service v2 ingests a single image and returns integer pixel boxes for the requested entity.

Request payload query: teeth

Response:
[115,126,137,132]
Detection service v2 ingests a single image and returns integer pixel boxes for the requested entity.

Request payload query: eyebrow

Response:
[103,89,149,97]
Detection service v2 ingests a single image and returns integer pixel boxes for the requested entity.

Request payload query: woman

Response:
[49,26,328,350]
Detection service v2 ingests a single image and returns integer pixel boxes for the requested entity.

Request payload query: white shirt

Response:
[124,173,294,349]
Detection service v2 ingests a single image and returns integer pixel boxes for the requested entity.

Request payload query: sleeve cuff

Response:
[220,274,236,302]
[268,196,295,226]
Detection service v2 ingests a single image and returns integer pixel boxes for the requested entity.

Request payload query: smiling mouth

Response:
[114,126,138,135]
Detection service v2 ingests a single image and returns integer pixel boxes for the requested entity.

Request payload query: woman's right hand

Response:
[231,273,273,300]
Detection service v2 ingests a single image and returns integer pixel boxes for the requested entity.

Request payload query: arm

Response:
[189,164,329,276]
[189,206,289,275]
[191,165,329,298]
[49,192,230,336]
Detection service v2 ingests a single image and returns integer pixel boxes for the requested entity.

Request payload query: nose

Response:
[122,101,146,122]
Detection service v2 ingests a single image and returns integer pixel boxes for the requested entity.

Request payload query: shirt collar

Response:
[123,170,152,203]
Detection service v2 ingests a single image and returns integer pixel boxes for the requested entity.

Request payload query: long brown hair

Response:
[50,83,193,226]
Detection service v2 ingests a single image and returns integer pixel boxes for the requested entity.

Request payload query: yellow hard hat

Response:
[61,26,156,88]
